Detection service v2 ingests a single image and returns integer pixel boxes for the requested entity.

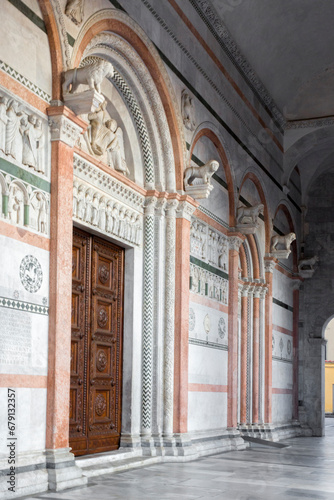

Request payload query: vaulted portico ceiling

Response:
[193,0,334,127]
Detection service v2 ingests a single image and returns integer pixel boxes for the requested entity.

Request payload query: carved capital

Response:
[228,235,244,252]
[247,285,255,297]
[48,115,83,147]
[241,283,250,297]
[144,196,158,216]
[176,200,196,221]
[253,285,262,299]
[165,198,179,217]
[260,286,268,300]
[264,258,276,274]
[155,198,167,216]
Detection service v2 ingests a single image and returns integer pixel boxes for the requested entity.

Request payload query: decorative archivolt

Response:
[73,178,143,247]
[80,27,180,191]
[0,170,49,236]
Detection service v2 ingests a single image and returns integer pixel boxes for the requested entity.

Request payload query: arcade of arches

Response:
[0,0,334,497]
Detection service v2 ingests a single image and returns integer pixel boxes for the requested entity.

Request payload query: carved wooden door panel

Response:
[70,228,124,456]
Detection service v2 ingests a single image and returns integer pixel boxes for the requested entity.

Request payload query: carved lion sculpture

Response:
[298,255,319,271]
[271,232,296,252]
[184,160,219,187]
[237,203,264,225]
[62,60,114,95]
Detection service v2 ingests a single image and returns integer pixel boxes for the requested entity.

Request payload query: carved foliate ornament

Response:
[65,0,84,26]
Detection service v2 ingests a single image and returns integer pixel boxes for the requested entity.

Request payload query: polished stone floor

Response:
[24,419,334,500]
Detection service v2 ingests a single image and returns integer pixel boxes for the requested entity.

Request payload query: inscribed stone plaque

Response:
[0,308,32,366]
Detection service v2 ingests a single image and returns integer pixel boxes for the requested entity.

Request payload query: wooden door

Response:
[70,228,124,456]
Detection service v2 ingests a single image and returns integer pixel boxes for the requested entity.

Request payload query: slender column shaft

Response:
[141,196,157,436]
[227,236,243,428]
[264,258,275,423]
[252,289,261,423]
[293,287,300,420]
[240,285,249,425]
[163,199,178,436]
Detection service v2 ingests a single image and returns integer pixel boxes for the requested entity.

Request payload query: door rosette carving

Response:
[96,349,107,372]
[97,306,108,328]
[95,394,107,416]
[98,263,109,284]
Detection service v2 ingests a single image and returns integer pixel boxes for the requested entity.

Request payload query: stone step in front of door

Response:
[77,455,161,478]
[75,447,143,468]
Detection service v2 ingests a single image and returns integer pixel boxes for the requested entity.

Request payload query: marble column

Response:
[240,283,250,425]
[46,106,87,490]
[227,235,244,428]
[264,257,276,423]
[141,194,158,439]
[259,286,268,424]
[252,285,261,424]
[292,283,301,420]
[163,198,178,438]
[173,198,197,435]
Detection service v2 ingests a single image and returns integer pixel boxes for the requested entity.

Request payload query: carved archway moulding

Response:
[71,9,186,192]
[189,127,235,227]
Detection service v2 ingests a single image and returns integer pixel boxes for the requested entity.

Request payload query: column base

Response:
[238,421,309,441]
[0,451,48,499]
[45,448,87,492]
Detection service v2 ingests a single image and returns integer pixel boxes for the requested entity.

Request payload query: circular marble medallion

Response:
[19,255,43,293]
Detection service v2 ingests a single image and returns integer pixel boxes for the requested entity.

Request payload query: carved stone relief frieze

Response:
[189,262,228,305]
[190,216,228,272]
[73,178,143,247]
[0,90,49,177]
[73,155,144,212]
[0,170,50,236]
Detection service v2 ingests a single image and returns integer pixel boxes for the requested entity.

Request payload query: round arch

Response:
[189,126,235,227]
[239,171,271,254]
[71,9,185,191]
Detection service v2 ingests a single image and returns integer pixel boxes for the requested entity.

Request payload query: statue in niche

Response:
[20,114,38,170]
[8,185,24,225]
[77,186,85,220]
[99,197,106,231]
[84,189,93,223]
[111,203,120,235]
[181,89,196,131]
[6,100,23,159]
[118,207,125,238]
[105,201,113,233]
[91,193,100,226]
[35,118,44,174]
[0,96,8,153]
[62,60,114,95]
[217,237,227,270]
[130,213,136,242]
[73,181,79,218]
[65,0,84,26]
[32,192,48,234]
[134,215,142,245]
